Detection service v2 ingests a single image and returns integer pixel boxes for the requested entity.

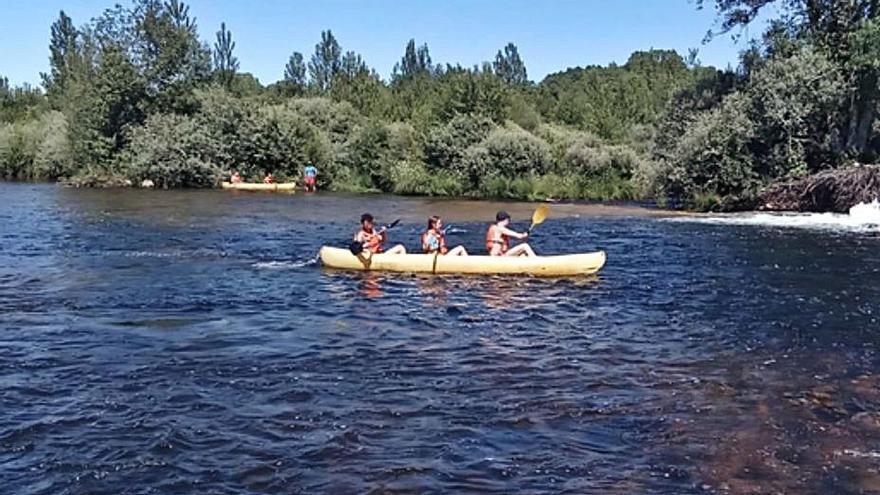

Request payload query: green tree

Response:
[699,0,880,157]
[440,69,507,122]
[392,39,434,81]
[42,11,78,105]
[213,22,239,88]
[131,0,212,113]
[308,30,341,93]
[330,62,390,118]
[493,42,528,85]
[283,51,307,94]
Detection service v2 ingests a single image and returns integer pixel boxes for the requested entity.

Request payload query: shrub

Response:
[424,114,495,173]
[122,113,220,187]
[0,111,72,180]
[462,123,552,186]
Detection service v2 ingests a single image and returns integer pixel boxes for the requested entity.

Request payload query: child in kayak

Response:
[486,211,536,257]
[354,213,406,255]
[263,172,275,184]
[230,171,242,184]
[422,216,467,256]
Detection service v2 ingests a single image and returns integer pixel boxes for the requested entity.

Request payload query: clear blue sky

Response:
[0,0,766,87]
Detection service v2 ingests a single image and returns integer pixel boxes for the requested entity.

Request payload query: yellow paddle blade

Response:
[531,204,550,228]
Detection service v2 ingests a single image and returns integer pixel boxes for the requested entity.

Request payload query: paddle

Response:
[349,218,401,255]
[527,204,550,235]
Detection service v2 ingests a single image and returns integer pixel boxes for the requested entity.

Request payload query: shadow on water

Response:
[1,183,879,494]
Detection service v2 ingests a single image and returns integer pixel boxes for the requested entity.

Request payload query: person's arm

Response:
[499,226,528,240]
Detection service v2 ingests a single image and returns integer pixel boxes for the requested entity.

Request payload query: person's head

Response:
[361,213,374,230]
[267,172,273,177]
[427,215,442,231]
[495,210,510,227]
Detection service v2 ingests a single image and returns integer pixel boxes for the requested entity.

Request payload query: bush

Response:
[386,160,464,196]
[424,114,495,173]
[650,48,848,208]
[563,143,641,177]
[33,111,74,179]
[536,123,601,172]
[463,123,552,186]
[0,120,40,179]
[0,110,72,180]
[122,113,220,187]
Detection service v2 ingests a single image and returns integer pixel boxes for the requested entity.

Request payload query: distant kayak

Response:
[319,246,606,276]
[221,182,297,192]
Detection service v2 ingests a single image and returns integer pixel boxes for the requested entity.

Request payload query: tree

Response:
[698,0,880,157]
[392,39,434,81]
[308,30,341,93]
[283,51,307,93]
[213,22,239,88]
[340,51,368,78]
[493,42,528,85]
[42,11,78,105]
[130,0,212,113]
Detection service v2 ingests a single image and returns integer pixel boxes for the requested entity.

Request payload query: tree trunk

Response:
[846,70,879,158]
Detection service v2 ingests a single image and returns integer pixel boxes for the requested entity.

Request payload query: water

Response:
[667,199,880,234]
[1,183,879,494]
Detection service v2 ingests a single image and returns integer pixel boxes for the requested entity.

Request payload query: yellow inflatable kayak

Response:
[319,246,606,277]
[221,182,297,192]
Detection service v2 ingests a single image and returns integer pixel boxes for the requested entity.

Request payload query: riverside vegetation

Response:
[1,0,880,209]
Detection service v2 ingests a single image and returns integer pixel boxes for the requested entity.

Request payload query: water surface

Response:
[1,184,879,494]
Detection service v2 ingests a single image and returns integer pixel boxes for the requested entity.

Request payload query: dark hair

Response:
[361,213,374,223]
[427,215,441,230]
[496,211,510,222]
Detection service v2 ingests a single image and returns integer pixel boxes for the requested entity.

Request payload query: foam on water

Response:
[253,258,318,270]
[666,199,880,233]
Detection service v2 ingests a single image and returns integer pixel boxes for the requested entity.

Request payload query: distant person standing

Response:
[303,163,318,192]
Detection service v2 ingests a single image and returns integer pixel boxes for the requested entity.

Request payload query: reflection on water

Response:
[1,183,879,494]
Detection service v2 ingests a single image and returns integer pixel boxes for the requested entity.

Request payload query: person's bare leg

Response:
[448,245,468,256]
[505,243,536,257]
[387,244,407,255]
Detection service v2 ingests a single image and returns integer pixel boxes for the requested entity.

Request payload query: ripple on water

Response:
[2,185,880,494]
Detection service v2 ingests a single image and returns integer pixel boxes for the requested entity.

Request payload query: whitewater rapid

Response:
[665,199,880,233]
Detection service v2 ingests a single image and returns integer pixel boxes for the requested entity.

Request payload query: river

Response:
[1,183,879,494]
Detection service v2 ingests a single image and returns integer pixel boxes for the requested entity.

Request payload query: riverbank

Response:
[25,163,880,217]
[755,164,880,213]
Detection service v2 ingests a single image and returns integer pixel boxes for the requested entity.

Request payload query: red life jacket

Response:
[421,229,448,254]
[360,228,384,253]
[485,224,509,255]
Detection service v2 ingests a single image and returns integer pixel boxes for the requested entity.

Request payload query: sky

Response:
[0,0,767,88]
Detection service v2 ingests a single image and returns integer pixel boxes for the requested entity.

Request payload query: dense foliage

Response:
[0,0,714,201]
[650,0,880,208]
[4,0,877,208]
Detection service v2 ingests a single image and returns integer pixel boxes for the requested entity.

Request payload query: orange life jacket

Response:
[422,229,448,254]
[485,224,509,255]
[360,228,384,253]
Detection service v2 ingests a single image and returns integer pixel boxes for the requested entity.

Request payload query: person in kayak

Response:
[486,211,536,257]
[422,216,467,256]
[355,213,406,255]
[263,172,275,184]
[303,163,318,192]
[230,171,242,184]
